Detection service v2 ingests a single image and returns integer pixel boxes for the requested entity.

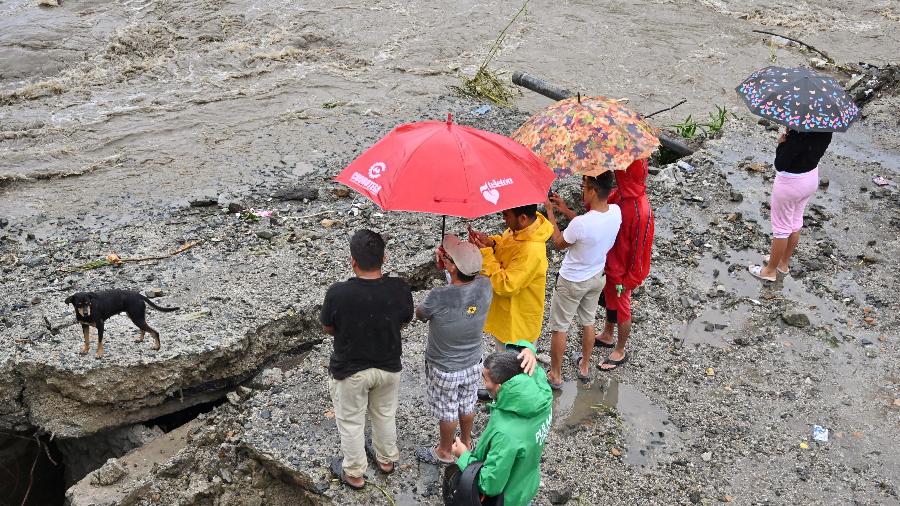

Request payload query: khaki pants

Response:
[329,368,401,478]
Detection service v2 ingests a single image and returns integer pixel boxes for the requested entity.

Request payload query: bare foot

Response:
[547,371,563,386]
[596,330,615,347]
[435,446,454,463]
[598,349,626,371]
[345,473,365,488]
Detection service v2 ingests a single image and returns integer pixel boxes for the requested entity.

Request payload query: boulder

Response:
[272,187,318,201]
[90,458,127,486]
[781,311,810,328]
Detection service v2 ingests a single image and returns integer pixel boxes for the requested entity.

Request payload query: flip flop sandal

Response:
[763,255,790,275]
[571,352,590,381]
[594,337,616,348]
[547,377,564,391]
[415,446,454,466]
[748,265,776,282]
[330,457,365,490]
[597,353,628,372]
[365,440,395,474]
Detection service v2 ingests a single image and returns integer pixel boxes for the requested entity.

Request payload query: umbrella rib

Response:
[445,125,473,205]
[386,125,447,205]
[469,129,550,195]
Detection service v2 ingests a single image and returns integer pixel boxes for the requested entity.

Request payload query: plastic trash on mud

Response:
[813,425,829,442]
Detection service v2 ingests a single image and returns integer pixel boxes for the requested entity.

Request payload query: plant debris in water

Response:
[450,1,528,106]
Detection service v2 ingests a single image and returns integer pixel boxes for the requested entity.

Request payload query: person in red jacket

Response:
[596,158,654,370]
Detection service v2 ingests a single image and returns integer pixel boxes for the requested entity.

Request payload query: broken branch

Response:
[752,29,834,64]
[645,99,688,119]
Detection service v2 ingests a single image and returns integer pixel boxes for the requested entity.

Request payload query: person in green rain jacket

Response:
[450,340,553,506]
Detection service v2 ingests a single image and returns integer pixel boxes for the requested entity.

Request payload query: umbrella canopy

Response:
[335,115,555,219]
[511,95,660,177]
[736,66,860,132]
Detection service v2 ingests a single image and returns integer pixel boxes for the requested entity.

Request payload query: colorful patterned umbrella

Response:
[736,66,860,132]
[511,95,660,177]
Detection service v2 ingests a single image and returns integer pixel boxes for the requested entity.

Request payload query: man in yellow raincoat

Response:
[468,204,553,346]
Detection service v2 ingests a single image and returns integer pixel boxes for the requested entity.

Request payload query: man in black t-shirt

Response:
[321,229,413,489]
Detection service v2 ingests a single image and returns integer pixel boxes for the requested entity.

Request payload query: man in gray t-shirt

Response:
[414,235,493,465]
[419,275,492,371]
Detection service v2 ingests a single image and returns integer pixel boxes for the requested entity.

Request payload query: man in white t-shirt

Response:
[544,172,621,388]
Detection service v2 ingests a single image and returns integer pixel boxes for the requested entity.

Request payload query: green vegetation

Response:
[450,1,528,106]
[673,105,735,139]
[673,115,700,139]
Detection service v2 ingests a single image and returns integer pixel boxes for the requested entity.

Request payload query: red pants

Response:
[600,282,632,323]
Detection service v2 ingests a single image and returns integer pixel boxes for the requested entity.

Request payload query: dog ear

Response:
[65,295,73,304]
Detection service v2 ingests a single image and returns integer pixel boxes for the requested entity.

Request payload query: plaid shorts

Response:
[425,361,482,422]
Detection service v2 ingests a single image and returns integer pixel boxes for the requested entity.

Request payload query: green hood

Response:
[492,367,553,418]
[456,340,553,506]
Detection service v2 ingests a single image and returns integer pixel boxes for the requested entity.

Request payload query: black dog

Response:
[65,289,179,359]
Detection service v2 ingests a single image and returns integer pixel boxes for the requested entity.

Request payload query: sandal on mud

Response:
[594,337,616,348]
[598,353,628,372]
[571,352,590,381]
[365,440,395,474]
[763,255,789,275]
[330,457,365,490]
[748,265,776,282]
[415,446,454,466]
[546,374,564,391]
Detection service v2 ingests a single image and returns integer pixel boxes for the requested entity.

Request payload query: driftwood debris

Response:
[753,29,899,104]
[645,99,688,119]
[63,241,201,272]
[511,71,694,157]
[752,29,834,64]
[845,64,900,105]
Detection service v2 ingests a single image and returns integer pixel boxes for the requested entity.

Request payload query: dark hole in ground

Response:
[0,431,65,506]
[147,397,226,433]
[398,259,443,291]
[651,145,689,166]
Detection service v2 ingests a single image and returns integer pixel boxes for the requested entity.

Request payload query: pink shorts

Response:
[770,168,819,239]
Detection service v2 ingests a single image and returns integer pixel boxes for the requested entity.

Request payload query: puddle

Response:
[697,249,846,324]
[553,378,678,470]
[677,302,753,348]
[828,125,900,175]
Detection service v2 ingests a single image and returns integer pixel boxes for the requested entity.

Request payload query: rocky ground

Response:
[1,0,899,505]
[7,98,899,505]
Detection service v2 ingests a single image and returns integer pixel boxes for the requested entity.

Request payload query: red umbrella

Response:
[335,114,555,219]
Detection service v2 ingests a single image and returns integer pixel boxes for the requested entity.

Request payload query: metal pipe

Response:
[511,71,694,157]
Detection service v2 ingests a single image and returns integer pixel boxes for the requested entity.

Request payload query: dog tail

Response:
[141,295,180,312]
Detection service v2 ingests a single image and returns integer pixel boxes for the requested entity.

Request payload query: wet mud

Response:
[1,0,899,505]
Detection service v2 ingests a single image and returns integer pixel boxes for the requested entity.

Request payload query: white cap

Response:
[441,234,483,276]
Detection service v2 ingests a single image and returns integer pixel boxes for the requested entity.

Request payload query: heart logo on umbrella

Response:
[480,184,500,205]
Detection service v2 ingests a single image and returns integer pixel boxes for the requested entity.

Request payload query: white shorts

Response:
[548,272,606,332]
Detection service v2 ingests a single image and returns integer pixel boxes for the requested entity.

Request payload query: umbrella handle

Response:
[441,215,446,242]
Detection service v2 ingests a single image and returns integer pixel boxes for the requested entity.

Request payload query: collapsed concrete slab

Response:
[4,308,323,438]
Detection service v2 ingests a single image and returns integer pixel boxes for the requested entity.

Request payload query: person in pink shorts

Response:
[749,128,832,281]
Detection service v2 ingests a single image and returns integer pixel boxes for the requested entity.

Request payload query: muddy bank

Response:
[38,106,900,504]
[1,0,898,504]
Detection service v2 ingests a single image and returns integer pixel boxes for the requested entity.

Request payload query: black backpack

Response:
[442,461,505,506]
